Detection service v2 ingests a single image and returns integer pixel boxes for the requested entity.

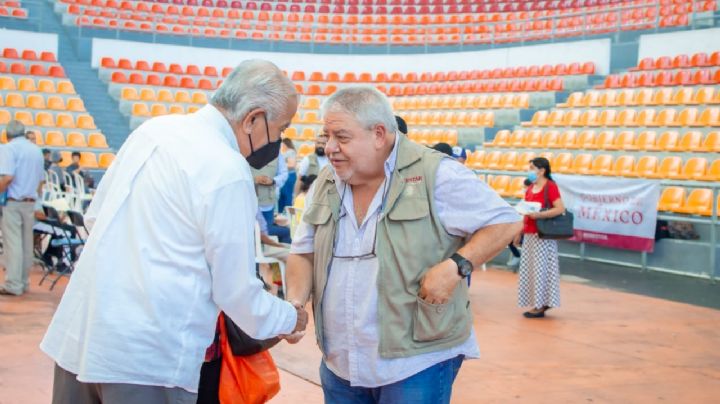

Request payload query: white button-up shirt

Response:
[40,105,297,392]
[291,137,520,387]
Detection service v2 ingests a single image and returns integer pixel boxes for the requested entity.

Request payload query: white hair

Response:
[5,120,26,139]
[321,86,398,134]
[211,59,297,123]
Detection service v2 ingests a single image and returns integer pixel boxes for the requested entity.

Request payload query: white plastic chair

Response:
[254,222,287,298]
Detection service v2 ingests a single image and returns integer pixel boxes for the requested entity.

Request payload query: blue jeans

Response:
[319,355,464,404]
[278,171,296,214]
[261,209,291,244]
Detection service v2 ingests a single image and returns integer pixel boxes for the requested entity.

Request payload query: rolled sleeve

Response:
[289,182,317,254]
[201,180,296,339]
[434,159,521,238]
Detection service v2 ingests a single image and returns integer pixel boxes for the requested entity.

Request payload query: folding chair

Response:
[37,206,83,290]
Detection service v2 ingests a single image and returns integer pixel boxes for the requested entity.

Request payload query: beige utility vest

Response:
[303,136,472,359]
[306,153,320,177]
[251,158,279,207]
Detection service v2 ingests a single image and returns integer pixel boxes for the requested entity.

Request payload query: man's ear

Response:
[242,108,265,135]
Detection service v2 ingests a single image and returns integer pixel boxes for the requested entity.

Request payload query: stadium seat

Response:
[653,131,680,151]
[590,154,613,176]
[658,187,686,212]
[45,131,66,147]
[703,159,720,181]
[697,107,720,126]
[37,79,55,93]
[26,94,45,109]
[574,130,595,149]
[484,151,503,170]
[552,153,573,173]
[508,177,527,199]
[133,103,150,116]
[88,133,109,148]
[672,157,708,180]
[508,130,525,147]
[490,175,511,195]
[67,132,88,148]
[570,153,593,174]
[55,113,75,128]
[612,155,636,177]
[79,152,99,169]
[631,156,659,177]
[675,188,713,216]
[541,131,560,148]
[500,151,518,170]
[5,93,25,108]
[67,98,85,112]
[175,91,192,103]
[592,131,615,150]
[57,81,75,94]
[672,131,703,151]
[157,90,174,103]
[700,131,720,152]
[34,112,53,127]
[77,115,96,129]
[99,153,116,169]
[648,156,682,179]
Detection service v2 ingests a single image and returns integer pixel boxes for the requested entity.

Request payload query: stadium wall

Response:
[0,28,58,54]
[638,27,720,59]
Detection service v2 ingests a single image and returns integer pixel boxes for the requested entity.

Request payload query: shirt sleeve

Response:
[289,181,317,254]
[0,146,15,176]
[200,180,297,339]
[297,156,310,177]
[434,159,521,238]
[256,208,269,235]
[274,155,288,189]
[548,181,562,204]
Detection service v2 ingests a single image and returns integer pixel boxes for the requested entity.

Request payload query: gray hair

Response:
[321,86,398,134]
[5,120,26,140]
[211,59,297,123]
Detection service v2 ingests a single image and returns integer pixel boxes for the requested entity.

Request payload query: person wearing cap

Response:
[0,120,45,296]
[42,148,52,170]
[46,150,66,190]
[451,146,467,165]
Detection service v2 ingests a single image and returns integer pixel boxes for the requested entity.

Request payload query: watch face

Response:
[459,260,473,277]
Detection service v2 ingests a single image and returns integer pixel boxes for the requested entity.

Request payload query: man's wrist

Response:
[446,259,464,281]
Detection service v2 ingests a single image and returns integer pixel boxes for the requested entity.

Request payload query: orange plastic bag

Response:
[218,313,281,404]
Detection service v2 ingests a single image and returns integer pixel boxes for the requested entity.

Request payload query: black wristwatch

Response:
[450,253,473,278]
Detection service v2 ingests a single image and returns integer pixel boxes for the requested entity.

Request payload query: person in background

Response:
[515,157,565,319]
[293,174,317,210]
[293,133,328,198]
[432,142,453,156]
[65,151,95,191]
[451,146,467,165]
[286,87,521,403]
[278,138,297,214]
[42,148,52,170]
[25,130,38,145]
[395,115,408,135]
[252,155,291,244]
[0,120,45,296]
[46,151,66,190]
[40,60,307,403]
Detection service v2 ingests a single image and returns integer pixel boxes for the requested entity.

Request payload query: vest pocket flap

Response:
[413,296,458,342]
[303,204,333,225]
[388,198,429,221]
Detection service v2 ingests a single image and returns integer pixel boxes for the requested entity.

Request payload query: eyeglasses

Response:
[331,180,388,261]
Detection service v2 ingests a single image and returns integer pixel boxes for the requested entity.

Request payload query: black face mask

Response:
[315,147,325,157]
[246,114,281,170]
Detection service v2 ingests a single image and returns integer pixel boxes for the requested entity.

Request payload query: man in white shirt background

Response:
[293,133,329,198]
[40,60,308,404]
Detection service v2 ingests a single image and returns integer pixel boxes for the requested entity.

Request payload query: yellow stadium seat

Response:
[27,94,46,109]
[672,157,708,180]
[631,130,657,151]
[560,92,584,108]
[658,187,686,212]
[79,152,99,169]
[157,89,174,103]
[121,87,139,100]
[590,154,613,175]
[703,159,720,181]
[302,97,321,110]
[677,108,699,126]
[675,189,713,216]
[67,98,85,112]
[0,110,10,125]
[46,96,65,111]
[186,106,199,114]
[634,109,656,127]
[617,89,636,106]
[546,110,565,127]
[616,109,637,127]
[58,151,72,168]
[45,131,66,147]
[133,103,150,116]
[490,175,511,195]
[700,131,720,152]
[523,110,548,127]
[484,151,503,169]
[514,152,536,171]
[37,80,56,93]
[647,156,682,179]
[655,109,678,127]
[66,132,88,148]
[6,92,25,108]
[630,156,659,177]
[672,131,703,152]
[571,153,593,174]
[466,150,485,169]
[507,130,525,147]
[552,153,573,173]
[443,130,458,146]
[139,88,156,101]
[558,130,578,149]
[88,133,109,148]
[174,91,192,104]
[692,87,716,105]
[574,130,595,149]
[653,131,679,151]
[302,111,321,124]
[634,89,653,106]
[99,153,116,169]
[697,107,720,127]
[297,143,313,158]
[650,88,673,105]
[599,90,618,107]
[151,104,168,117]
[670,88,693,105]
[0,76,17,90]
[609,130,634,150]
[514,94,530,109]
[500,151,518,170]
[542,130,561,148]
[592,130,615,150]
[56,113,75,128]
[283,127,298,140]
[613,155,636,176]
[508,177,527,199]
[192,92,208,104]
[301,127,315,141]
[168,104,185,114]
[597,109,617,127]
[76,115,96,129]
[18,78,36,92]
[0,129,6,143]
[562,110,581,127]
[57,81,75,94]
[578,110,599,127]
[524,130,542,148]
[34,111,53,127]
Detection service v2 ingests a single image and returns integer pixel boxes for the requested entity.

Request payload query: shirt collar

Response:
[194,105,239,153]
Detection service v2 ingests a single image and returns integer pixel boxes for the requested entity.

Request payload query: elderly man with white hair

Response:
[41,60,308,403]
[286,86,522,403]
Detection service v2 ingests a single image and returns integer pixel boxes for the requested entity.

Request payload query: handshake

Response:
[280,300,308,344]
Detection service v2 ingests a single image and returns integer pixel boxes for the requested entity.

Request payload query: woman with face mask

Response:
[513,157,566,318]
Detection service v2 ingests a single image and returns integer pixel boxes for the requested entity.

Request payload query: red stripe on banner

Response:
[571,230,655,252]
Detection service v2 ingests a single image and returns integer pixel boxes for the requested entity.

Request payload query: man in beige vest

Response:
[286,87,521,403]
[293,133,329,198]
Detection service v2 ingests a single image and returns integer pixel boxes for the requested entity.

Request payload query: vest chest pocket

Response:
[388,197,429,221]
[303,203,333,226]
[413,296,460,342]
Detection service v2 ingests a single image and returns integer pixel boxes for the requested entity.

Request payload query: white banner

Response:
[554,175,661,252]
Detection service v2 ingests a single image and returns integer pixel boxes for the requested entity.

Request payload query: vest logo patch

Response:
[404,176,423,184]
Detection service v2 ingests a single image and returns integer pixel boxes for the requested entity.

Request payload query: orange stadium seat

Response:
[67,132,88,148]
[79,152,99,169]
[37,79,56,93]
[612,155,636,177]
[88,133,109,148]
[45,131,66,147]
[675,189,714,216]
[34,111,53,127]
[658,187,686,212]
[703,159,720,181]
[700,131,720,152]
[541,131,560,148]
[99,153,116,169]
[77,115,96,129]
[631,156,659,178]
[648,156,682,179]
[552,153,573,173]
[590,154,613,176]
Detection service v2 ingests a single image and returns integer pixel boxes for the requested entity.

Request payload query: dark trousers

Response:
[261,209,291,244]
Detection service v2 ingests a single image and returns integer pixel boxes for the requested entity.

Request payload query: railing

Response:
[5,0,714,53]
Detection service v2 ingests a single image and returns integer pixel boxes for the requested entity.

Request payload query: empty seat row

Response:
[393,94,530,110]
[634,51,720,71]
[131,103,201,117]
[467,151,720,181]
[407,128,459,146]
[602,68,720,88]
[110,71,217,89]
[0,93,85,111]
[121,87,208,104]
[2,48,57,62]
[53,151,115,170]
[101,58,226,77]
[400,110,494,127]
[0,6,27,19]
[0,130,108,149]
[0,76,76,94]
[283,127,319,141]
[524,107,720,127]
[658,187,719,216]
[0,109,96,129]
[486,129,720,152]
[0,62,66,78]
[561,87,720,108]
